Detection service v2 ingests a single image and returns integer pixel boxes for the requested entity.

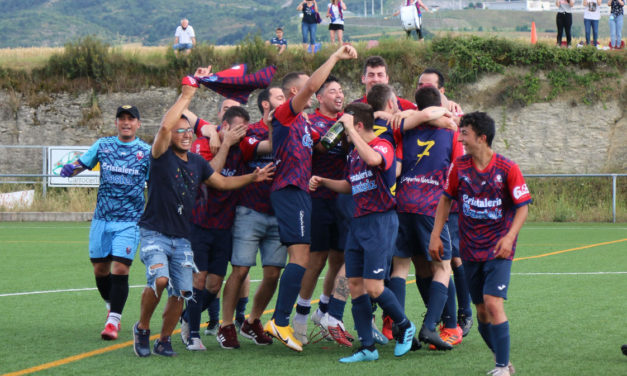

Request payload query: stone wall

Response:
[0,75,625,174]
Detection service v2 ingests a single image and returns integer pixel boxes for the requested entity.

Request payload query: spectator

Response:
[297,0,319,53]
[608,0,625,49]
[556,0,574,47]
[267,27,288,54]
[392,0,429,40]
[173,18,196,55]
[327,0,347,44]
[584,0,602,46]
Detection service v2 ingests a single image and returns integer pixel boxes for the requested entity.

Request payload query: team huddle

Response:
[61,45,532,375]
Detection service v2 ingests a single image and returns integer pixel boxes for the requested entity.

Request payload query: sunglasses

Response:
[174,128,194,134]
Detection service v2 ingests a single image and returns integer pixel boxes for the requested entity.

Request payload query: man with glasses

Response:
[132,73,274,357]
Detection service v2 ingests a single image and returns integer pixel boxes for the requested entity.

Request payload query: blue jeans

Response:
[139,228,196,299]
[301,22,317,45]
[609,14,624,48]
[173,43,193,51]
[584,18,599,45]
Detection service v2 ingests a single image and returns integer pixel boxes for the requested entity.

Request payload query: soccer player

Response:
[292,75,351,346]
[417,67,473,336]
[264,44,358,352]
[216,87,287,349]
[132,75,274,358]
[353,56,417,111]
[429,112,531,375]
[387,86,463,351]
[309,102,417,363]
[60,105,150,341]
[193,97,249,336]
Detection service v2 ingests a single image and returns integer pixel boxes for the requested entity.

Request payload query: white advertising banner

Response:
[48,146,100,187]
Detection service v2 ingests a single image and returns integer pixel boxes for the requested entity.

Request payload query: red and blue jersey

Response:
[372,118,402,151]
[396,125,463,216]
[347,137,396,217]
[352,95,417,111]
[238,120,274,214]
[444,153,532,262]
[190,121,255,229]
[310,109,347,199]
[271,99,318,192]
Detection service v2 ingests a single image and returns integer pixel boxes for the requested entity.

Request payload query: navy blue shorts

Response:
[448,213,460,258]
[311,197,350,252]
[463,258,512,303]
[336,193,354,250]
[345,211,398,280]
[270,186,312,245]
[396,212,452,261]
[189,224,232,277]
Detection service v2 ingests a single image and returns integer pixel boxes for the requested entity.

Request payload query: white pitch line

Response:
[524,227,627,230]
[512,271,627,275]
[0,279,266,297]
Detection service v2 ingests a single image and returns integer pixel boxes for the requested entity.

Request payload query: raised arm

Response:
[342,113,382,167]
[291,44,358,114]
[152,84,196,159]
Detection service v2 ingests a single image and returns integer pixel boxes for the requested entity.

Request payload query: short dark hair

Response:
[222,106,250,124]
[257,85,280,113]
[316,75,340,96]
[362,56,388,75]
[281,71,306,94]
[421,68,445,89]
[459,112,495,147]
[366,84,395,112]
[276,27,283,31]
[414,86,441,110]
[344,102,374,131]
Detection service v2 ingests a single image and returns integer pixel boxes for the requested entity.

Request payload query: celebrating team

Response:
[63,44,531,375]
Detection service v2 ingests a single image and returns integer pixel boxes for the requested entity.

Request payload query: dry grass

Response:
[0,46,63,71]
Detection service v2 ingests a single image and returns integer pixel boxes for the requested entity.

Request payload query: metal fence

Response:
[0,145,625,222]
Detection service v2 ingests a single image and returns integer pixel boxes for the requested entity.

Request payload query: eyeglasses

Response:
[174,128,194,134]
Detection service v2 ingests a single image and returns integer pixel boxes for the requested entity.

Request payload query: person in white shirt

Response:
[327,0,347,44]
[583,0,602,46]
[173,18,196,55]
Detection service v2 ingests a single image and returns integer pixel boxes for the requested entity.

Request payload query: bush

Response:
[46,36,114,81]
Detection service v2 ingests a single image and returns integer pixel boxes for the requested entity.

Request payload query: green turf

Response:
[1,222,625,375]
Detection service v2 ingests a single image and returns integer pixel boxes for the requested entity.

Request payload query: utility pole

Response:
[381,0,384,15]
[372,0,374,15]
[364,0,367,16]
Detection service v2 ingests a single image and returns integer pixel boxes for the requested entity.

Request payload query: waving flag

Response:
[195,64,277,104]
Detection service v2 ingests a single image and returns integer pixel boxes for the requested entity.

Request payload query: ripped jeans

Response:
[139,227,197,300]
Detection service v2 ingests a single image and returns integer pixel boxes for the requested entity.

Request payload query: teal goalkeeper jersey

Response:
[79,136,151,222]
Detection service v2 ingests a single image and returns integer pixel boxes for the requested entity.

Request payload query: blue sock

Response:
[453,264,473,317]
[491,321,510,367]
[351,294,375,347]
[424,281,448,331]
[443,277,457,329]
[207,294,219,322]
[388,277,406,310]
[478,320,494,352]
[236,297,248,321]
[273,263,305,326]
[373,287,408,328]
[318,301,329,314]
[187,288,204,338]
[416,277,432,307]
[328,296,346,321]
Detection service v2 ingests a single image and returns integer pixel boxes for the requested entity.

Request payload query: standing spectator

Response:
[556,0,574,47]
[173,18,196,55]
[297,0,319,53]
[608,0,625,49]
[267,27,288,55]
[584,0,602,46]
[392,0,429,40]
[327,0,347,44]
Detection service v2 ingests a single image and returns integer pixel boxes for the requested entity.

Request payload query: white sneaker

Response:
[487,366,510,376]
[292,319,309,346]
[186,337,207,351]
[180,317,190,345]
[311,308,324,326]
